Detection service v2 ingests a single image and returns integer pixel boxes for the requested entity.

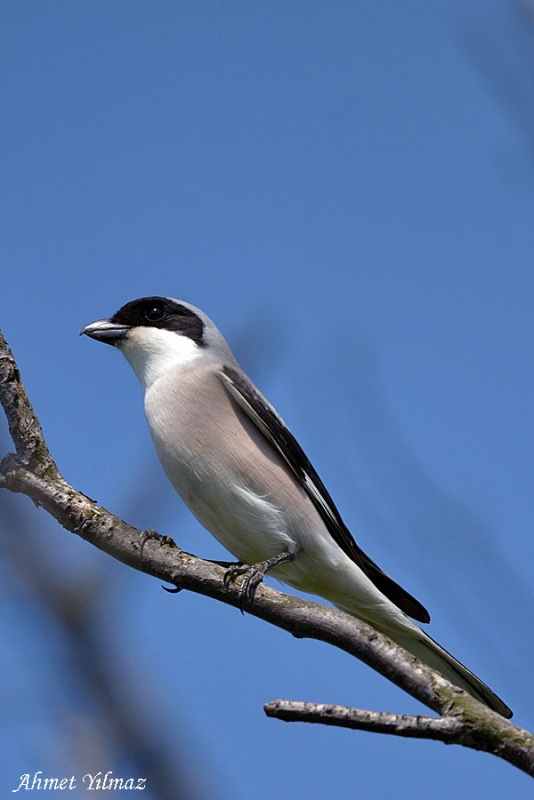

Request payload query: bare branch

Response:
[264,698,534,776]
[265,700,463,741]
[1,327,534,778]
[0,331,56,475]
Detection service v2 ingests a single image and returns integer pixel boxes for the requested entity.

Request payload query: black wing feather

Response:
[219,366,430,624]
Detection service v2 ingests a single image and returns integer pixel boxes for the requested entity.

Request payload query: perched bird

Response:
[81,296,511,718]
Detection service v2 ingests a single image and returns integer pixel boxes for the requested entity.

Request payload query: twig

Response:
[265,700,463,740]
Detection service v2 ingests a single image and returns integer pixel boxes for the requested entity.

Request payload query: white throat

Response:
[120,327,202,390]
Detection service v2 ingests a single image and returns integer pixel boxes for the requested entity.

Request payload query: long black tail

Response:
[386,626,512,718]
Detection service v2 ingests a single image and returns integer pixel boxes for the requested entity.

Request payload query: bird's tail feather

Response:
[379,625,512,718]
[332,594,511,717]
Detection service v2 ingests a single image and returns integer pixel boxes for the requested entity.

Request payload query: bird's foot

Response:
[223,561,249,590]
[223,550,295,610]
[140,528,178,555]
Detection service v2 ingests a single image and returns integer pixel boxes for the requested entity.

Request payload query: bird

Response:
[81,296,512,718]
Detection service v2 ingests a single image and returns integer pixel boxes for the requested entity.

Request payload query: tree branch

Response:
[264,698,534,776]
[265,700,463,741]
[0,487,212,800]
[1,328,533,778]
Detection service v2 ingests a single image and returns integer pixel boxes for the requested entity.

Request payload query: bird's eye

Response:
[145,305,165,322]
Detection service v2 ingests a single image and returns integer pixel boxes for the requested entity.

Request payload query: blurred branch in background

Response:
[459,1,534,159]
[330,333,533,702]
[0,446,218,800]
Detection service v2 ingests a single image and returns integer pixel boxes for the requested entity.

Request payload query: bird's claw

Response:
[139,528,178,556]
[223,562,256,611]
[223,562,268,611]
[223,562,247,589]
[224,550,295,611]
[162,584,183,594]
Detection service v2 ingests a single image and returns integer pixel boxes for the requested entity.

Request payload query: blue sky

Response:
[1,2,533,798]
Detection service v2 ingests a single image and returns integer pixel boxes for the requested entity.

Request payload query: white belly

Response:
[142,365,407,629]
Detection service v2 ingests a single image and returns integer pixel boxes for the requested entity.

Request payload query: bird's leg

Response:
[224,550,295,608]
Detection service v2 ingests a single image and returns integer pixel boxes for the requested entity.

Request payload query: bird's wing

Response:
[219,366,430,623]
